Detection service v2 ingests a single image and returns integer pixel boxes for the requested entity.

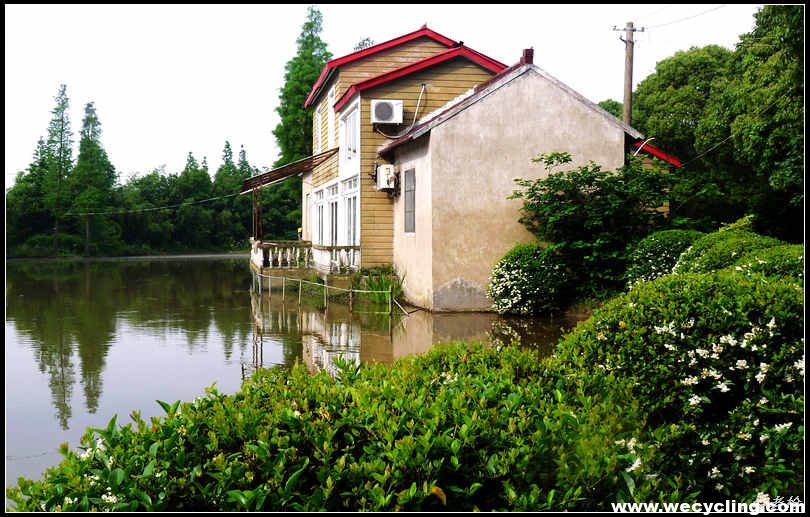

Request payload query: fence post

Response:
[282,276,286,300]
[388,285,392,315]
[268,276,271,298]
[349,279,353,312]
[324,276,328,309]
[298,279,302,306]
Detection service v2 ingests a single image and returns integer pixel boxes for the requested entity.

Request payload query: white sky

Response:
[4,3,762,188]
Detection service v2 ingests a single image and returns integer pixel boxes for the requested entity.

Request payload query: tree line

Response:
[7,6,333,258]
[598,5,803,242]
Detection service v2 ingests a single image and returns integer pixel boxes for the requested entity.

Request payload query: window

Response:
[317,204,324,244]
[343,107,358,162]
[327,87,336,148]
[346,195,357,245]
[404,169,415,233]
[314,106,322,153]
[330,200,338,246]
[314,190,324,244]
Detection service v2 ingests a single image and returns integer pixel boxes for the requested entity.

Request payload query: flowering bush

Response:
[487,243,571,315]
[625,229,704,287]
[728,245,804,284]
[672,230,783,273]
[556,271,804,501]
[6,342,644,511]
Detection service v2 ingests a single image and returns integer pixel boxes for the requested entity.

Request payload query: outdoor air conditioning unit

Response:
[376,164,397,191]
[370,99,403,124]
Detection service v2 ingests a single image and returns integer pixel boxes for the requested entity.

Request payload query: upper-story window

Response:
[314,105,323,153]
[327,87,336,148]
[343,105,358,162]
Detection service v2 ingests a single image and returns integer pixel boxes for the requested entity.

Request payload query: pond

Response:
[4,256,587,492]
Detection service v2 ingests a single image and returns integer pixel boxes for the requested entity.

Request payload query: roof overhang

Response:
[333,45,507,113]
[240,148,338,193]
[632,141,683,167]
[304,26,457,108]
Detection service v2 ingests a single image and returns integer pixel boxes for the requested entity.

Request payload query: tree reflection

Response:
[6,258,253,428]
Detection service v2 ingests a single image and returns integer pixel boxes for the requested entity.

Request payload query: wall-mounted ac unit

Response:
[376,164,397,191]
[371,99,403,124]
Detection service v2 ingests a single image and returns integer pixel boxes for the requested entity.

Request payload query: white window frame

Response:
[314,189,324,245]
[314,105,323,153]
[327,86,336,148]
[339,99,360,177]
[342,176,359,246]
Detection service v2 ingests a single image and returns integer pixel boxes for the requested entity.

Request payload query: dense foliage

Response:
[672,230,783,274]
[633,5,803,241]
[556,271,804,501]
[625,229,704,287]
[511,152,669,298]
[7,343,645,511]
[728,245,804,284]
[486,243,571,315]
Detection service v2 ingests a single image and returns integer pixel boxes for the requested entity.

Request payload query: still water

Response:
[5,256,586,491]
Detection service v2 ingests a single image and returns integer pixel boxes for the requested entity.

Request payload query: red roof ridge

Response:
[332,45,507,112]
[632,141,683,167]
[304,26,457,108]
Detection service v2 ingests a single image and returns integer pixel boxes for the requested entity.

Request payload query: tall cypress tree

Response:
[272,5,332,166]
[43,84,74,250]
[69,102,119,254]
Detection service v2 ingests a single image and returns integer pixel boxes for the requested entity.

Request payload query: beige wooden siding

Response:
[336,37,449,99]
[359,57,496,268]
[311,147,339,188]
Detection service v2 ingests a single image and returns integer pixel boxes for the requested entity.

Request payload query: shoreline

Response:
[6,252,249,263]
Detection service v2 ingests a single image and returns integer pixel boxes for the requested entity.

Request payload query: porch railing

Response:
[249,239,360,273]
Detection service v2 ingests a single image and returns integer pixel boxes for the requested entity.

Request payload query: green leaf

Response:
[111,468,125,488]
[284,457,310,494]
[142,459,155,478]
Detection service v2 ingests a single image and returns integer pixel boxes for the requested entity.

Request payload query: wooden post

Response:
[324,276,328,309]
[282,276,286,300]
[348,279,353,312]
[268,276,272,298]
[388,285,392,315]
[298,279,302,306]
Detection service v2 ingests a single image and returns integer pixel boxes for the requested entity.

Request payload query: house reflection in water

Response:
[247,291,588,379]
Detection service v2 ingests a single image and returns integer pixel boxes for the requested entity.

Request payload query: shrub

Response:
[718,214,756,234]
[727,245,804,283]
[511,152,670,297]
[356,265,404,304]
[487,243,571,315]
[6,342,644,512]
[625,229,704,287]
[555,271,805,501]
[672,230,783,273]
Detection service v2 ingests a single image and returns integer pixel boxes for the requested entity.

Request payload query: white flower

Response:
[716,382,730,393]
[709,467,721,479]
[682,376,699,386]
[794,356,804,377]
[683,318,695,329]
[735,359,749,370]
[719,335,738,346]
[64,496,75,505]
[774,422,793,433]
[738,433,752,441]
[625,457,642,472]
[101,493,118,504]
[701,439,710,446]
[715,483,724,491]
[689,395,702,406]
[759,434,769,443]
[766,317,776,329]
[759,397,768,405]
[696,348,709,358]
[755,492,771,507]
[743,466,756,474]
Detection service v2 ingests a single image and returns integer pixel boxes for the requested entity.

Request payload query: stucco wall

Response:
[391,138,434,309]
[428,69,627,311]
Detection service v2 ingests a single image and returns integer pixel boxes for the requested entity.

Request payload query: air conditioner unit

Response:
[376,164,397,191]
[370,99,403,124]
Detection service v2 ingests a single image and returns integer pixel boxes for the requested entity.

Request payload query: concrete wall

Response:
[392,138,434,309]
[427,69,627,311]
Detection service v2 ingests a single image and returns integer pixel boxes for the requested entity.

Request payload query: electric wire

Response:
[62,191,242,217]
[647,5,726,29]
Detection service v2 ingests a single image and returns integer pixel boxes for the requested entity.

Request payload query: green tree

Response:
[696,5,804,241]
[633,45,733,160]
[172,152,214,249]
[69,102,120,255]
[272,5,332,166]
[6,138,52,250]
[597,99,623,120]
[42,84,74,251]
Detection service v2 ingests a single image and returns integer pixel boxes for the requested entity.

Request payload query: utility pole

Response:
[612,22,645,126]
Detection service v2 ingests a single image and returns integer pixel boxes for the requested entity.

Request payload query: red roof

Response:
[304,26,457,108]
[332,45,507,112]
[632,141,683,168]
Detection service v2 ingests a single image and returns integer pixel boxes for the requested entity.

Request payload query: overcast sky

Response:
[5,3,763,188]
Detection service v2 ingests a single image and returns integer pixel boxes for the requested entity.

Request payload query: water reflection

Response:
[247,290,587,378]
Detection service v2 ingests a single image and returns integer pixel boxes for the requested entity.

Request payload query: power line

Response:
[680,92,789,168]
[638,4,674,24]
[63,191,242,217]
[648,5,726,29]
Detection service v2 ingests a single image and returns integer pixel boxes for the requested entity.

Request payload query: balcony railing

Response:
[249,239,360,273]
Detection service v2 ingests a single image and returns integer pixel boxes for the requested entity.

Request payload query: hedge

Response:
[672,231,783,274]
[625,229,704,287]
